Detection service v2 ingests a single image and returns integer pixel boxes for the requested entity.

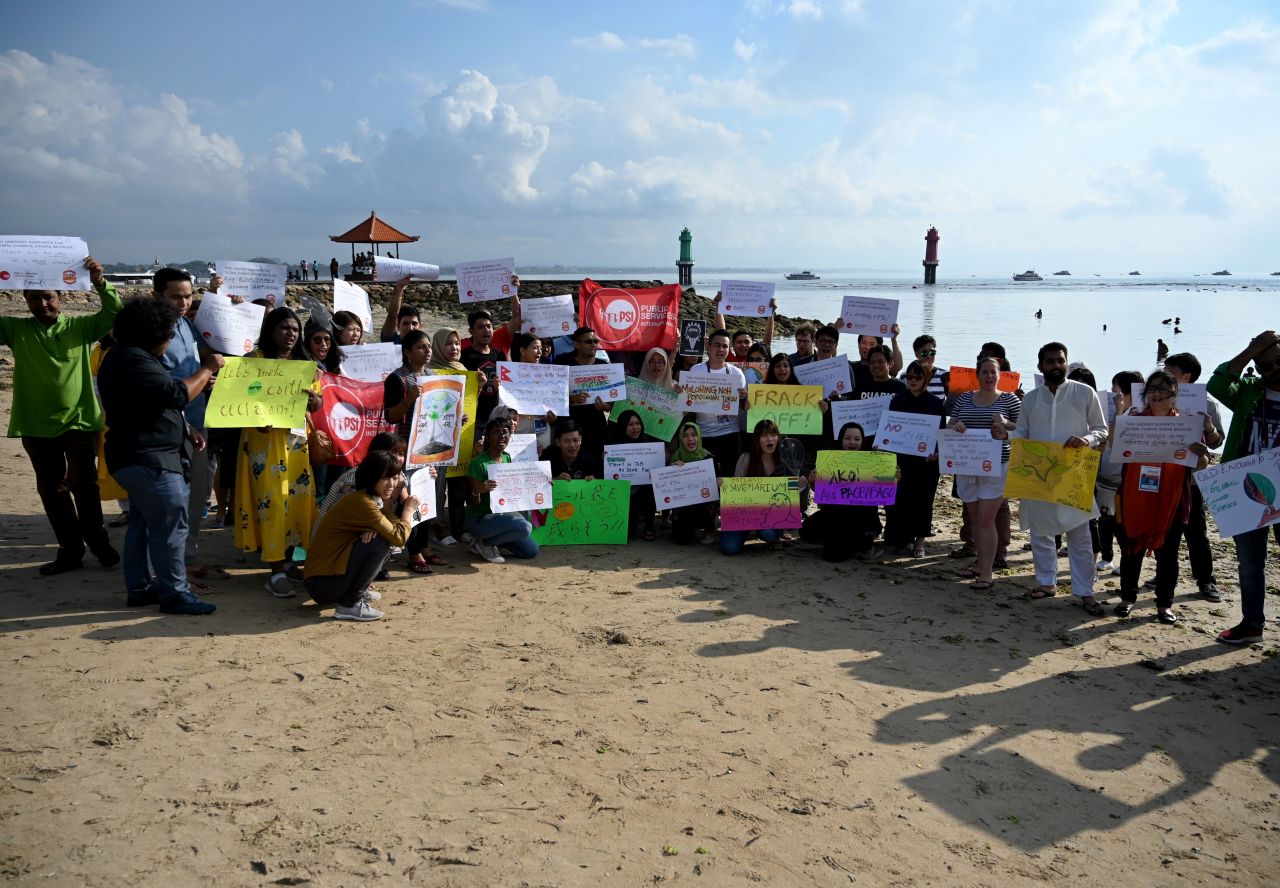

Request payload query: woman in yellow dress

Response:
[234,306,323,598]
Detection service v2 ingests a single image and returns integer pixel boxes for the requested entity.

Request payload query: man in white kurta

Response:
[998,344,1108,606]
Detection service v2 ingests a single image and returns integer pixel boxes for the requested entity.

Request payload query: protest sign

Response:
[947,366,1022,394]
[720,477,802,530]
[603,442,667,485]
[678,319,707,357]
[488,460,553,513]
[1113,414,1203,467]
[830,399,889,440]
[938,428,1005,476]
[333,278,373,333]
[747,384,824,435]
[215,259,287,306]
[427,370,479,479]
[508,433,539,462]
[730,360,769,385]
[407,468,438,526]
[205,357,316,429]
[837,296,898,336]
[719,280,775,317]
[568,362,626,402]
[650,459,719,509]
[814,451,898,505]
[1194,448,1280,538]
[374,256,440,281]
[456,257,516,304]
[1130,382,1209,415]
[496,362,570,416]
[520,294,575,336]
[579,279,680,352]
[338,342,401,383]
[193,293,264,356]
[0,236,91,291]
[313,372,393,466]
[877,410,941,457]
[608,377,682,443]
[406,374,466,468]
[679,371,739,415]
[794,354,852,397]
[299,293,333,330]
[531,480,630,545]
[1004,439,1101,512]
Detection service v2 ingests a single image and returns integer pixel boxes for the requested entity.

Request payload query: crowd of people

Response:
[3,260,1277,640]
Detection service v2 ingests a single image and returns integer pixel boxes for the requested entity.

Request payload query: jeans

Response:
[1235,524,1280,628]
[185,436,209,563]
[304,536,390,608]
[1031,522,1095,598]
[719,529,781,556]
[114,464,191,602]
[465,513,539,559]
[21,430,110,561]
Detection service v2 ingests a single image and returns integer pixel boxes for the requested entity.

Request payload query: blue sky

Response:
[2,0,1277,272]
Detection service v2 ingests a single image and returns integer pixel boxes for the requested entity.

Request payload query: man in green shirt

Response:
[0,256,122,575]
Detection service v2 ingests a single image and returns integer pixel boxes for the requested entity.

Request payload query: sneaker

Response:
[285,563,305,583]
[470,539,505,564]
[335,601,383,621]
[361,588,382,602]
[265,574,296,598]
[460,532,476,545]
[1157,609,1178,625]
[1217,622,1263,645]
[1113,600,1134,617]
[1199,582,1223,603]
[1096,559,1114,573]
[159,592,216,615]
[126,585,160,607]
[438,535,459,548]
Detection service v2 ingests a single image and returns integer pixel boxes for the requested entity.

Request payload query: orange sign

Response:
[947,366,1021,395]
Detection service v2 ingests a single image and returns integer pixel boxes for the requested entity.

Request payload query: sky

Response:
[2,0,1278,272]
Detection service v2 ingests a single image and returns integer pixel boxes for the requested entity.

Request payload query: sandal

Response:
[970,580,996,591]
[407,558,433,575]
[1023,585,1058,600]
[958,566,982,579]
[422,552,446,566]
[188,563,231,580]
[949,545,976,559]
[912,545,926,558]
[1081,597,1105,617]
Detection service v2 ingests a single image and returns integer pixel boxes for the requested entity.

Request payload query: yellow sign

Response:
[1003,439,1100,512]
[205,357,316,429]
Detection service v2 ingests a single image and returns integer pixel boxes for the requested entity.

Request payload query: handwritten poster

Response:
[407,467,438,526]
[332,278,373,333]
[0,235,91,291]
[830,399,889,440]
[838,296,898,336]
[1194,448,1280,538]
[729,360,769,385]
[204,358,316,429]
[679,371,739,415]
[496,362,570,416]
[603,442,667,485]
[720,477,802,530]
[938,428,1004,476]
[608,377,683,443]
[374,256,439,281]
[720,280,775,317]
[746,384,824,435]
[427,370,478,479]
[193,293,264,356]
[1004,439,1101,512]
[650,459,719,509]
[1113,414,1202,467]
[487,460,553,513]
[568,362,626,402]
[338,342,401,383]
[679,319,707,357]
[947,366,1022,394]
[814,451,898,505]
[520,294,575,336]
[878,409,941,457]
[794,354,853,398]
[531,479,630,545]
[216,259,287,306]
[456,257,516,304]
[406,374,466,467]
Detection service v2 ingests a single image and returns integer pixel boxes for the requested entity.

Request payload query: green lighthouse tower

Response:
[677,227,694,286]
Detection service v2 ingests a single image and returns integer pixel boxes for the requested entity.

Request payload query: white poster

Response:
[495,362,570,416]
[407,468,438,526]
[507,433,539,463]
[1130,382,1209,416]
[650,459,720,509]
[0,235,91,291]
[193,293,265,356]
[487,460,553,513]
[679,371,739,415]
[938,428,1004,476]
[1113,413,1203,467]
[333,278,374,334]
[794,354,853,398]
[877,409,941,457]
[719,280,775,317]
[456,257,516,304]
[568,362,626,402]
[830,399,890,440]
[374,256,440,281]
[216,259,287,306]
[603,442,667,485]
[520,293,575,336]
[339,342,401,383]
[838,296,899,336]
[1194,447,1280,539]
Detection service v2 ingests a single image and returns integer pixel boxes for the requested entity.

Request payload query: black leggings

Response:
[1116,519,1185,609]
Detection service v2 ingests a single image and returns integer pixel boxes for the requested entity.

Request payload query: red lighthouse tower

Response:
[923,226,940,285]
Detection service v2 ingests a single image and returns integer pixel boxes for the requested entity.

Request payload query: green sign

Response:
[531,479,631,545]
[608,377,682,443]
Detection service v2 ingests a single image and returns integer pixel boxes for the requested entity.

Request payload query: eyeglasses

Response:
[918,350,937,357]
[576,338,599,345]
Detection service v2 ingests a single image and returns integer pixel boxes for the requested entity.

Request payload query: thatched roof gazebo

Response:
[330,211,420,281]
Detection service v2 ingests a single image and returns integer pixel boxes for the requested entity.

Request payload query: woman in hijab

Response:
[426,327,474,547]
[669,421,716,545]
[638,348,677,391]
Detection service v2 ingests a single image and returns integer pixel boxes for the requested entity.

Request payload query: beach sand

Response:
[1,301,1278,886]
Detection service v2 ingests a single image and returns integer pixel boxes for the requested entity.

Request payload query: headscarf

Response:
[638,347,675,390]
[611,409,649,444]
[428,327,467,372]
[672,421,711,464]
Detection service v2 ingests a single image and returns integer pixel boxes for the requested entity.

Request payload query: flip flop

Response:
[958,566,982,579]
[188,563,232,580]
[423,552,447,566]
[1082,597,1105,617]
[407,559,433,575]
[949,546,976,559]
[970,580,995,591]
[1023,585,1058,600]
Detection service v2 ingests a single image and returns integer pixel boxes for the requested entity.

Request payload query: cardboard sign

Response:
[456,257,516,304]
[679,319,707,357]
[1112,413,1202,467]
[0,235,91,291]
[487,460,553,513]
[531,479,630,545]
[1004,439,1101,512]
[496,362,570,416]
[338,342,401,383]
[650,459,719,509]
[877,409,941,457]
[947,366,1022,394]
[603,442,667,485]
[520,293,575,336]
[746,384,824,436]
[204,357,316,429]
[406,374,467,467]
[720,280,775,317]
[720,477,803,530]
[793,354,852,398]
[814,451,898,505]
[568,362,627,402]
[830,399,889,440]
[407,467,438,525]
[193,293,264,356]
[608,377,682,443]
[679,371,739,415]
[215,259,286,306]
[837,296,898,336]
[1194,448,1280,538]
[938,428,1004,476]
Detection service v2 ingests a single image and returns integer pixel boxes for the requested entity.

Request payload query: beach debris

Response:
[661,844,680,856]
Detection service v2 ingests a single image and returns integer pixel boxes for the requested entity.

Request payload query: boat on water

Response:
[1053,270,1070,276]
[785,270,820,280]
[1012,270,1042,281]
[1129,270,1141,275]
[1211,269,1232,276]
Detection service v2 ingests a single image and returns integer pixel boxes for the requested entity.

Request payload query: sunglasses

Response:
[576,338,599,345]
[918,350,937,357]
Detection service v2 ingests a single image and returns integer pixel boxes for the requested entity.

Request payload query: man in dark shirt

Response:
[850,346,909,401]
[99,299,224,615]
[553,326,612,457]
[461,309,508,427]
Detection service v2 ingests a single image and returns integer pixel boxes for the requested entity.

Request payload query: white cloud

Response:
[787,0,823,19]
[571,31,626,51]
[571,31,696,57]
[501,75,603,123]
[265,130,322,187]
[733,38,757,62]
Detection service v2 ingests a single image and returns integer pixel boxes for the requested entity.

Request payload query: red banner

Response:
[314,372,392,466]
[579,279,680,353]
